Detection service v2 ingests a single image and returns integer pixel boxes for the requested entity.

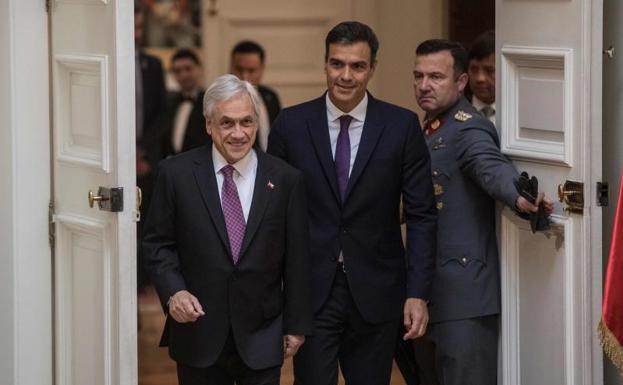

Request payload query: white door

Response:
[202,0,351,106]
[602,0,623,384]
[50,1,137,385]
[497,1,603,384]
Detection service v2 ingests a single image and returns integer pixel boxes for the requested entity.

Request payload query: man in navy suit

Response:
[268,21,437,385]
[144,74,312,385]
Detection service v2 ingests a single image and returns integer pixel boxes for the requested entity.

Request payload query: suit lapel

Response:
[306,96,341,204]
[239,151,273,258]
[344,95,385,201]
[191,146,231,255]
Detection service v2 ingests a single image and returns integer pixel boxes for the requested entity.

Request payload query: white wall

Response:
[0,1,52,384]
[352,0,448,116]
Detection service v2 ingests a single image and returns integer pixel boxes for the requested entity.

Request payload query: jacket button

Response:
[432,170,439,177]
[461,257,468,264]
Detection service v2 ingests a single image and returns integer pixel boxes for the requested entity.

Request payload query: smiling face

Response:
[414,50,468,117]
[206,92,258,164]
[325,42,375,112]
[468,53,495,104]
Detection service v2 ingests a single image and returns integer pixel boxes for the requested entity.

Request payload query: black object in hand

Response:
[513,172,550,233]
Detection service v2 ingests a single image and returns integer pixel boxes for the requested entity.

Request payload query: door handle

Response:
[88,187,124,212]
[557,180,583,215]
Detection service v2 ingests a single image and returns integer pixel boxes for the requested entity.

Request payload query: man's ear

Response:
[205,121,212,136]
[457,72,469,93]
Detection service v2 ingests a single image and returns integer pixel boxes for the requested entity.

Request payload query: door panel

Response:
[497,1,603,384]
[202,0,351,106]
[50,0,137,384]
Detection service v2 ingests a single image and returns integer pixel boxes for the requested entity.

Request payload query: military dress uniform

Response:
[416,97,520,385]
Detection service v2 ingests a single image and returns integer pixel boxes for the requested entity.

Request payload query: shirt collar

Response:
[212,145,257,179]
[472,96,495,112]
[326,92,368,123]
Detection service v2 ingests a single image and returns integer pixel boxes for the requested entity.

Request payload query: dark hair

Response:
[468,30,495,62]
[325,21,379,63]
[171,49,201,66]
[416,39,468,77]
[231,40,266,64]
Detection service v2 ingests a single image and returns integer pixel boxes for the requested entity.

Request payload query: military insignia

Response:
[432,137,446,150]
[424,118,443,137]
[432,170,440,177]
[454,110,472,122]
[436,202,444,210]
[433,184,444,196]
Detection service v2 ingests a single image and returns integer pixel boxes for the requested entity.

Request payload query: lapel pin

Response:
[267,181,274,189]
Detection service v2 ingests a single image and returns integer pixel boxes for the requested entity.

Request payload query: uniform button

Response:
[432,170,439,177]
[461,257,468,264]
[436,202,444,210]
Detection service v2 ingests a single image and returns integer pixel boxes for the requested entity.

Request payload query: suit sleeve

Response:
[402,114,438,301]
[142,163,187,311]
[283,171,313,335]
[455,122,519,209]
[267,111,288,161]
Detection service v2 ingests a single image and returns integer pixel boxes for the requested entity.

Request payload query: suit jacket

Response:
[137,51,167,168]
[258,85,281,124]
[425,97,519,323]
[143,145,312,370]
[160,90,211,158]
[267,93,437,324]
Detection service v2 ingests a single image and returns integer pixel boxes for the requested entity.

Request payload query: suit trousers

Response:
[413,315,498,385]
[293,265,401,385]
[176,330,281,385]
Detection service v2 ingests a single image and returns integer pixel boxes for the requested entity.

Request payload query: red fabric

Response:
[603,173,623,344]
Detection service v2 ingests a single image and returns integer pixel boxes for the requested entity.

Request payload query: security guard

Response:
[411,39,553,385]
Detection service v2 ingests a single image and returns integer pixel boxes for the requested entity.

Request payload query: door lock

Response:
[88,187,124,212]
[557,180,583,215]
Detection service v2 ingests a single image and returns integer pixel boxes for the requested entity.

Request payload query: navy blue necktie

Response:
[335,115,353,200]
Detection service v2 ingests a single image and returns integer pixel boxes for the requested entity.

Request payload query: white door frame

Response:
[0,1,53,385]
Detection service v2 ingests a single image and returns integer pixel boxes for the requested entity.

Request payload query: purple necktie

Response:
[335,115,353,200]
[220,165,246,264]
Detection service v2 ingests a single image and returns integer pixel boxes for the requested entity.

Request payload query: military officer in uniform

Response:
[411,39,553,385]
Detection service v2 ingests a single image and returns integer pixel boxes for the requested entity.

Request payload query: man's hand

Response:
[168,290,205,323]
[516,191,554,215]
[283,334,305,358]
[403,298,429,340]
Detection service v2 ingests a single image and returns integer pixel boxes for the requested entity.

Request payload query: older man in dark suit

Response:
[268,21,437,385]
[412,39,553,385]
[143,74,312,385]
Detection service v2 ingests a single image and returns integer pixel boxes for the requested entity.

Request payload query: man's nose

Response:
[340,66,353,81]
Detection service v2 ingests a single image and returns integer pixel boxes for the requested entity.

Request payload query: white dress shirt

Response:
[172,89,200,154]
[212,146,257,222]
[326,93,368,177]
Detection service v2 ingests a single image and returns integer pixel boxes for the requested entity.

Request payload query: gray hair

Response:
[203,74,265,126]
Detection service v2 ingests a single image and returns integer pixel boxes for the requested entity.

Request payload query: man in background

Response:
[230,40,282,124]
[160,49,210,158]
[230,41,281,151]
[467,31,496,124]
[135,4,166,290]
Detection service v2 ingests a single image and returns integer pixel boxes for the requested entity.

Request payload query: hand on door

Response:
[516,192,554,215]
[168,290,205,323]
